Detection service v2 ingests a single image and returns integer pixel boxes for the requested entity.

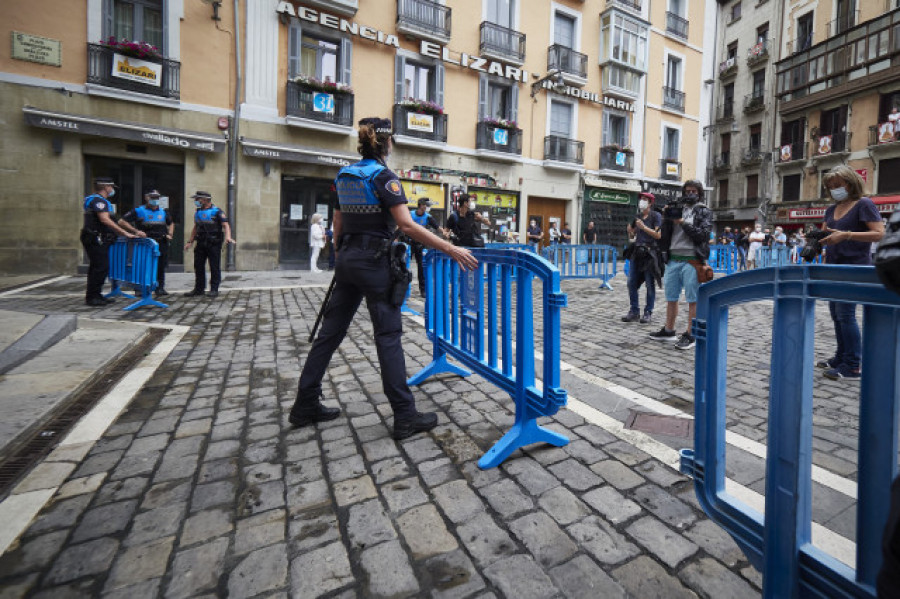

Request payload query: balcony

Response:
[743,196,763,207]
[662,87,685,112]
[713,152,731,172]
[599,146,634,172]
[716,102,735,122]
[776,140,805,164]
[718,57,737,79]
[826,10,859,36]
[746,39,770,66]
[812,131,851,157]
[743,92,765,114]
[86,43,180,99]
[548,44,588,85]
[285,80,354,128]
[396,0,451,44]
[869,122,900,147]
[480,22,526,65]
[475,121,522,158]
[666,12,689,40]
[607,0,642,12]
[543,135,584,165]
[659,159,681,180]
[393,103,448,144]
[741,146,766,165]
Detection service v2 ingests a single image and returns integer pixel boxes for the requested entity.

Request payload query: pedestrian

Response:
[80,177,138,306]
[622,192,662,324]
[288,117,478,440]
[309,213,326,273]
[184,191,235,299]
[748,224,765,268]
[409,197,440,296]
[526,219,542,250]
[560,222,572,243]
[817,165,885,380]
[448,194,488,247]
[119,189,174,297]
[325,225,336,270]
[548,221,561,244]
[649,179,713,350]
[582,221,598,244]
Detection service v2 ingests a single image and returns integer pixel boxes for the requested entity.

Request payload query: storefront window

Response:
[468,188,521,242]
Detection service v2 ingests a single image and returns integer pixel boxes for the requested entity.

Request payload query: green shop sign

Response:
[585,189,632,204]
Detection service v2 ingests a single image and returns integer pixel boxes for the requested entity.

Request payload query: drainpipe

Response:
[226,0,242,270]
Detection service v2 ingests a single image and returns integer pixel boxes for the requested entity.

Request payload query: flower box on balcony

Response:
[718,58,737,78]
[99,36,162,61]
[601,144,634,155]
[397,98,444,117]
[481,117,518,131]
[293,75,353,95]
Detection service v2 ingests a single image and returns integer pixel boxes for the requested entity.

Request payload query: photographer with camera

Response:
[648,180,713,350]
[448,193,488,247]
[814,166,884,380]
[622,192,662,324]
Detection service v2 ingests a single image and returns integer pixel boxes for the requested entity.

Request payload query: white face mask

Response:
[107,188,116,198]
[148,199,159,207]
[194,200,202,208]
[638,200,649,211]
[425,207,431,213]
[468,200,476,210]
[530,222,536,227]
[829,187,849,202]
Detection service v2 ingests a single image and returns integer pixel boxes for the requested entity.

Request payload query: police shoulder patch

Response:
[385,179,402,196]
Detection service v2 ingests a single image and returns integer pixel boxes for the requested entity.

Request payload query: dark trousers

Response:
[412,243,425,296]
[194,240,222,292]
[152,237,169,289]
[627,261,656,315]
[828,301,861,370]
[80,231,110,301]
[293,245,416,420]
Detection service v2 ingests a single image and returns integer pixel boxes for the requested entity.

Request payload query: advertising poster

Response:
[111,53,162,87]
[401,181,444,208]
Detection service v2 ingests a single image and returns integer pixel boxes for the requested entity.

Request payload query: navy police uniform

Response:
[122,203,173,290]
[294,157,417,421]
[80,192,116,303]
[409,205,439,295]
[192,202,228,294]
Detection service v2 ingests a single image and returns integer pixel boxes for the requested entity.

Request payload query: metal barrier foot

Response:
[105,286,136,300]
[401,304,421,316]
[123,296,168,311]
[598,282,613,291]
[407,353,471,386]
[477,417,569,469]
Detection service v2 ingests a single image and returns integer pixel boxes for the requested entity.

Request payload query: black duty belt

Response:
[341,234,389,251]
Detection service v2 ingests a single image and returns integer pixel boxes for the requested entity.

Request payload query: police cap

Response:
[94,177,118,187]
[145,189,161,198]
[417,198,431,207]
[191,191,212,199]
[359,117,393,136]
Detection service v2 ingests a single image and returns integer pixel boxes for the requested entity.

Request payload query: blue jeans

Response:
[738,247,747,270]
[828,301,861,370]
[627,262,655,315]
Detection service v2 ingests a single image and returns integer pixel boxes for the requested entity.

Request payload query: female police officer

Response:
[289,117,478,440]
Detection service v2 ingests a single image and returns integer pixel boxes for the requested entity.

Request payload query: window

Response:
[554,12,576,48]
[478,75,519,122]
[730,1,742,23]
[288,23,352,85]
[486,0,515,28]
[721,132,731,154]
[746,174,759,199]
[726,42,737,60]
[664,127,680,160]
[550,100,573,137]
[723,82,735,117]
[604,66,642,95]
[797,12,813,52]
[718,179,729,207]
[394,54,444,104]
[752,69,765,98]
[781,117,805,146]
[879,92,900,122]
[603,13,647,70]
[749,123,762,150]
[783,174,801,201]
[602,112,629,147]
[878,157,900,193]
[668,0,685,17]
[757,23,769,43]
[666,55,682,90]
[106,0,163,52]
[820,105,848,148]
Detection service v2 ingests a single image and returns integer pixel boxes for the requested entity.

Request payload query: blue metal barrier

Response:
[541,244,618,289]
[408,248,569,469]
[401,244,419,316]
[485,242,537,253]
[680,266,900,598]
[106,238,168,311]
[756,245,791,268]
[709,245,740,275]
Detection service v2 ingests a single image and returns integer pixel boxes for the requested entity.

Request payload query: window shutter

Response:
[288,21,301,79]
[601,112,610,146]
[510,83,519,123]
[104,0,114,39]
[394,54,406,102]
[478,74,488,119]
[340,38,352,85]
[435,63,445,107]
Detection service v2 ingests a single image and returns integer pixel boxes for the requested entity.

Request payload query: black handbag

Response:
[623,241,635,260]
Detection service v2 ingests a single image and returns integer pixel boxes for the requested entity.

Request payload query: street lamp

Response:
[530,71,568,99]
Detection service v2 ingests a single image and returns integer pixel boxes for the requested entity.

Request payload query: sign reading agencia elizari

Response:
[275,2,625,108]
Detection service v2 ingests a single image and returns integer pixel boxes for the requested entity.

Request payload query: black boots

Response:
[184,289,205,297]
[289,402,341,427]
[392,412,438,440]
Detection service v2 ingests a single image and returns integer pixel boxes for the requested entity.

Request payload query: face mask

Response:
[148,199,159,207]
[194,200,202,209]
[530,222,536,227]
[468,201,476,210]
[425,207,431,213]
[755,227,762,232]
[829,187,849,201]
[107,189,116,198]
[683,194,699,205]
[638,200,649,211]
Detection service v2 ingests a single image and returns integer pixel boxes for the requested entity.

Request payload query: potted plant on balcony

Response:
[745,96,764,111]
[482,117,518,131]
[602,143,634,154]
[398,98,444,116]
[293,74,353,94]
[100,36,162,61]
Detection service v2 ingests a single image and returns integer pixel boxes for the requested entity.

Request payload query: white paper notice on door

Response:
[290,204,304,220]
[316,204,329,217]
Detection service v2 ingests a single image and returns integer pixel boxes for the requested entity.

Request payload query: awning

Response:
[873,195,900,213]
[23,106,227,152]
[240,138,356,168]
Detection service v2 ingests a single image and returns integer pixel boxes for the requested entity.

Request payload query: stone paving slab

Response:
[0,272,865,597]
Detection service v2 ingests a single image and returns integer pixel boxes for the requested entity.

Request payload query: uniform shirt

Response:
[123,205,172,238]
[335,158,407,238]
[194,204,228,238]
[83,194,114,235]
[824,197,882,265]
[410,210,439,231]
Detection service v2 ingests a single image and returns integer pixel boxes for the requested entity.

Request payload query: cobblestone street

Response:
[0,271,862,598]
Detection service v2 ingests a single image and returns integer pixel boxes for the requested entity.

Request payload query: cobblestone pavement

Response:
[0,271,862,598]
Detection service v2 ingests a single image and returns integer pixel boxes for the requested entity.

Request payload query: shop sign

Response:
[407,112,434,133]
[313,93,335,114]
[602,96,635,112]
[856,168,868,182]
[468,189,518,209]
[641,181,681,201]
[401,180,445,209]
[586,188,631,204]
[11,31,61,67]
[875,196,900,214]
[111,53,161,87]
[276,2,400,48]
[789,207,827,219]
[492,128,508,146]
[664,162,680,177]
[240,138,354,166]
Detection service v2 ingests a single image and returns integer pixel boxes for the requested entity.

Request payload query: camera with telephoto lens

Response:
[800,229,830,262]
[663,195,697,220]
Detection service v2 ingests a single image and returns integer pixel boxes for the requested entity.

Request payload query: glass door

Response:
[280,176,337,269]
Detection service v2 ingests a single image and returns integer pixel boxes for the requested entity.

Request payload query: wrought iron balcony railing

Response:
[812,131,851,156]
[607,0,642,12]
[396,0,451,42]
[713,152,730,171]
[480,22,526,64]
[663,86,685,112]
[742,146,765,164]
[393,104,448,143]
[747,39,770,65]
[544,135,584,164]
[717,102,735,121]
[87,43,180,99]
[599,146,634,172]
[476,121,522,155]
[870,122,900,146]
[666,12,688,40]
[286,81,354,126]
[776,140,805,163]
[548,44,588,80]
[743,92,765,113]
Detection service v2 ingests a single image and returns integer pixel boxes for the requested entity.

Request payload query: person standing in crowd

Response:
[80,177,138,306]
[409,197,440,296]
[734,226,747,270]
[773,226,787,247]
[649,179,713,350]
[560,222,572,243]
[289,117,478,440]
[748,224,765,268]
[817,165,885,380]
[548,221,562,245]
[184,191,235,299]
[622,192,662,324]
[448,194,487,247]
[720,226,734,245]
[309,213,326,273]
[525,219,542,250]
[582,220,598,244]
[119,189,174,297]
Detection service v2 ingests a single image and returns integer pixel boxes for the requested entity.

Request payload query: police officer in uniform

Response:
[409,197,439,296]
[120,189,174,296]
[184,191,234,298]
[289,117,478,440]
[80,177,137,306]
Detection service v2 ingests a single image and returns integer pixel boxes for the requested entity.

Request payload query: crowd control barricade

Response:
[401,244,419,316]
[106,238,168,311]
[679,266,900,598]
[709,245,740,275]
[485,242,537,253]
[755,245,790,268]
[541,244,618,289]
[408,248,569,469]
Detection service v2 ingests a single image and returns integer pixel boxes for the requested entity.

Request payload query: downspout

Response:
[227,0,242,270]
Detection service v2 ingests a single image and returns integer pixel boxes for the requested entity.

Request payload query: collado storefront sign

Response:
[587,189,631,204]
[111,54,161,87]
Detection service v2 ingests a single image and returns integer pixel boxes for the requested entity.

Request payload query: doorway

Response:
[84,156,185,266]
[280,176,337,268]
[526,196,568,249]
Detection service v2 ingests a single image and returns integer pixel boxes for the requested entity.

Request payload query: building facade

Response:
[0,0,713,275]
